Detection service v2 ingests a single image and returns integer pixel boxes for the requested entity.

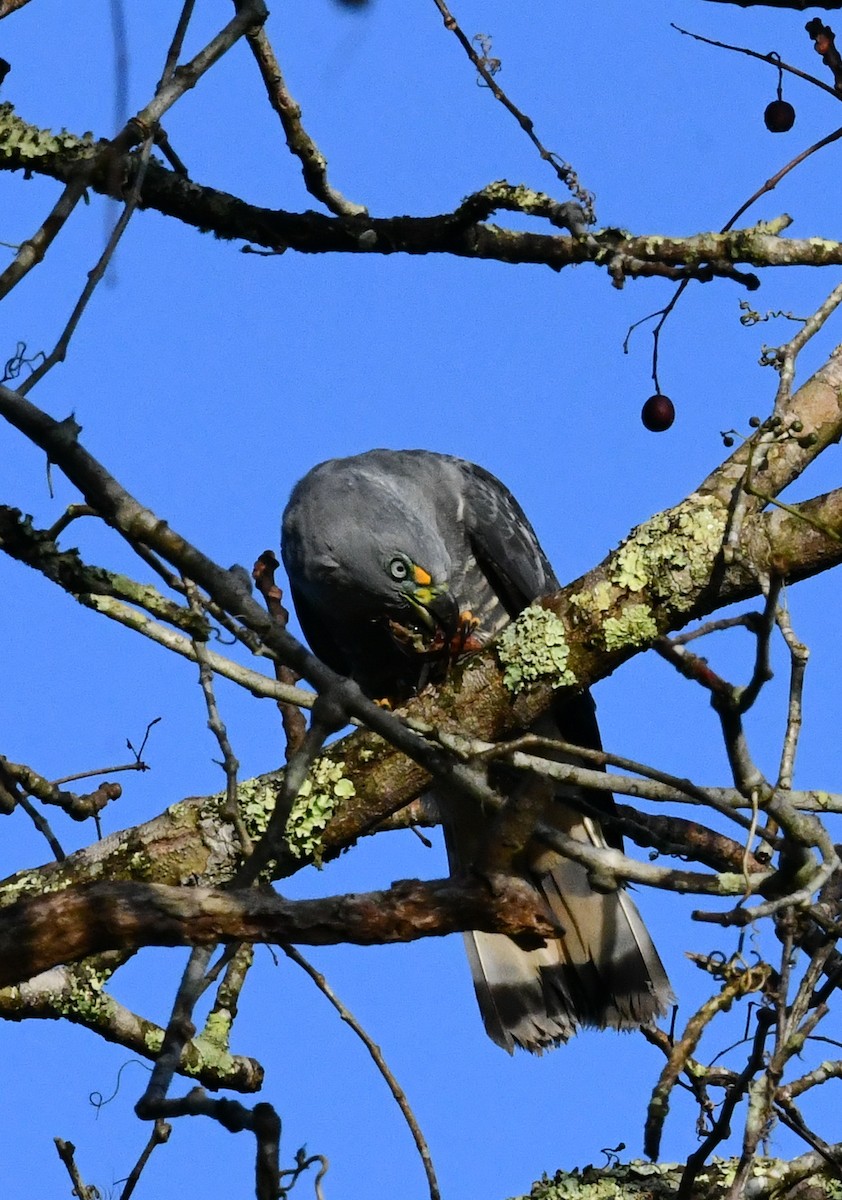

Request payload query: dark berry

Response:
[723,435,735,448]
[641,393,675,432]
[764,100,795,133]
[749,416,761,428]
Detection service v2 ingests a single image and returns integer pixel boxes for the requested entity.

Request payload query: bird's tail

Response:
[447,808,673,1054]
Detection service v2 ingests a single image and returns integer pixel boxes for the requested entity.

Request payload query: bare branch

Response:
[0,954,264,1091]
[241,21,367,217]
[645,959,774,1159]
[281,944,440,1200]
[672,24,838,99]
[0,754,121,821]
[119,1119,172,1200]
[185,579,251,855]
[429,5,594,219]
[6,107,842,278]
[253,550,308,758]
[0,875,560,988]
[54,1138,98,1200]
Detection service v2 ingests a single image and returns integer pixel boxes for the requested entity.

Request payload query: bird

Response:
[281,449,672,1053]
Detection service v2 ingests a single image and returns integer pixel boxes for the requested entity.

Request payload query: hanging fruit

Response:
[641,394,675,432]
[765,54,795,132]
[764,98,795,132]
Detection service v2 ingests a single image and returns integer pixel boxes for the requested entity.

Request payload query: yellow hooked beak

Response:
[403,564,459,635]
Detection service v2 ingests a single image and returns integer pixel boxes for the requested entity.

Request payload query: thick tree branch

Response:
[0,954,264,1091]
[0,347,840,903]
[703,0,842,8]
[0,875,558,989]
[516,1154,842,1200]
[1,107,840,279]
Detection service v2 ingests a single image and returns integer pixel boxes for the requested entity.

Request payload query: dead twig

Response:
[253,551,308,759]
[429,3,594,220]
[280,943,441,1200]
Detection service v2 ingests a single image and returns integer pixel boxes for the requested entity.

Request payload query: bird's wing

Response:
[454,459,558,617]
[451,457,623,846]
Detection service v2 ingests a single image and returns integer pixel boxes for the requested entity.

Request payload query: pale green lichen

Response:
[0,867,63,907]
[602,603,659,651]
[611,498,727,611]
[48,959,113,1023]
[191,1030,236,1071]
[512,1157,829,1200]
[236,777,281,840]
[201,1008,233,1052]
[569,579,615,619]
[144,1026,165,1053]
[514,1161,683,1200]
[810,790,835,811]
[285,759,356,864]
[497,605,576,693]
[0,102,96,161]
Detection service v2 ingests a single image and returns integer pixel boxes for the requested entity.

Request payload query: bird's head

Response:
[282,455,461,654]
[376,549,459,644]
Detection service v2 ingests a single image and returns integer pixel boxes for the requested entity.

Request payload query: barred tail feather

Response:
[451,812,673,1054]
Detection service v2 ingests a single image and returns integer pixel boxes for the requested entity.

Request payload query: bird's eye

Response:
[389,557,409,581]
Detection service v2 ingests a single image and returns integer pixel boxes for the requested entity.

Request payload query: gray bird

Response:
[282,449,672,1053]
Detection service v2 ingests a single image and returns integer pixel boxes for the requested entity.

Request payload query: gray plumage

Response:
[282,449,672,1053]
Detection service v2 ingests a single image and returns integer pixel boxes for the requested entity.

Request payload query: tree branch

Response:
[0,954,264,1091]
[0,379,840,903]
[0,875,559,989]
[2,107,841,279]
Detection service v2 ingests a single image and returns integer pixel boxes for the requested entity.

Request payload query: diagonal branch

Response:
[241,20,367,217]
[0,364,840,898]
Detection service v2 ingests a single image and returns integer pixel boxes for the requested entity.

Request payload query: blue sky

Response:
[2,2,842,1198]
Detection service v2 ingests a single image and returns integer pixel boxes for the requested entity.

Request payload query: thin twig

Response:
[672,24,839,100]
[280,942,441,1200]
[87,593,316,707]
[253,551,308,759]
[241,20,366,217]
[430,1,594,219]
[776,604,810,790]
[15,793,65,860]
[119,1119,172,1200]
[136,946,216,1114]
[44,503,98,541]
[17,0,268,396]
[727,125,842,233]
[0,754,121,820]
[629,23,842,388]
[678,1008,776,1200]
[0,172,93,301]
[774,1098,842,1175]
[423,720,775,842]
[54,1139,98,1200]
[645,959,773,1160]
[50,761,149,786]
[185,578,251,855]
